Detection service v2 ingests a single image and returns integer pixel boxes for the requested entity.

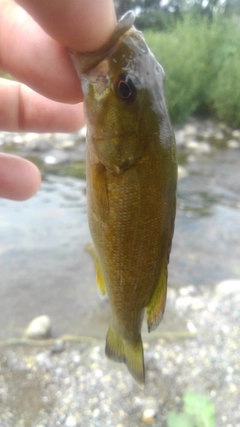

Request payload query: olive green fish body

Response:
[71,11,177,385]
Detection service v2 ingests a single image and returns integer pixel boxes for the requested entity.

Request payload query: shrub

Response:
[207,17,240,126]
[144,15,240,126]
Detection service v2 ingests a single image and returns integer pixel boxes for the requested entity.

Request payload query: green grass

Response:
[167,391,216,427]
[144,15,240,126]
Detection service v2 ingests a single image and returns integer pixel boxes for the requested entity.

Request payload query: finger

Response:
[0,0,116,103]
[0,153,41,201]
[14,0,117,51]
[0,1,83,103]
[0,78,84,132]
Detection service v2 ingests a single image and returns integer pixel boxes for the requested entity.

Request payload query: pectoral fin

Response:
[147,267,167,332]
[96,258,106,296]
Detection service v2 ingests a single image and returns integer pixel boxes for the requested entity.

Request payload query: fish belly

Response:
[86,141,175,340]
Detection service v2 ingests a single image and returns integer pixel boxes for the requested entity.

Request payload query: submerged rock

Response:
[23,315,52,340]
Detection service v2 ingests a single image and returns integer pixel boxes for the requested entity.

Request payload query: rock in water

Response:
[23,315,52,339]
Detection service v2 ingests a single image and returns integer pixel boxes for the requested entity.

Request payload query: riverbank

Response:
[0,117,240,425]
[0,280,239,426]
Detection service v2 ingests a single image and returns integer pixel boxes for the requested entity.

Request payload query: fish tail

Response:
[105,322,145,386]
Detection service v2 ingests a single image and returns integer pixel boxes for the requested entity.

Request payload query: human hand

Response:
[0,0,116,200]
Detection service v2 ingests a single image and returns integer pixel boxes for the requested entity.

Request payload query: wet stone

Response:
[215,280,240,296]
[55,140,75,149]
[174,129,186,147]
[184,124,197,136]
[79,126,87,139]
[232,129,240,140]
[23,315,52,340]
[185,140,211,153]
[178,165,188,180]
[227,139,239,149]
[66,415,77,426]
[142,409,156,424]
[142,398,157,424]
[214,131,225,140]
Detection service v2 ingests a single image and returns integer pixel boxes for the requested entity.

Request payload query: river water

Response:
[0,120,239,340]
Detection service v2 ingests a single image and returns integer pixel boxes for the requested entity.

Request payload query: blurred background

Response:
[0,0,239,341]
[0,2,240,426]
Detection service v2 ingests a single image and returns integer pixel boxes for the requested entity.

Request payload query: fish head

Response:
[71,12,173,173]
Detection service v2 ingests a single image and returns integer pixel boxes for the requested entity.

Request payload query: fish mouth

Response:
[70,11,136,75]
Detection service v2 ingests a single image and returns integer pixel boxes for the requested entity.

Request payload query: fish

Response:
[71,11,177,386]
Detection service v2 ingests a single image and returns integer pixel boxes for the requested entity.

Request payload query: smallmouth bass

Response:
[71,11,177,385]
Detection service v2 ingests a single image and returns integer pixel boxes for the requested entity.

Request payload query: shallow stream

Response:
[0,120,239,340]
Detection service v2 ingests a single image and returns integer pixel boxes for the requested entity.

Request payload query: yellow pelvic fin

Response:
[105,322,145,386]
[147,266,167,333]
[96,258,106,296]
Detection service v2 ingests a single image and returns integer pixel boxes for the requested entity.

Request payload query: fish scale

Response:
[71,11,177,385]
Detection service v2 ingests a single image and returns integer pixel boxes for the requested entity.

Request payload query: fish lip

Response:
[70,11,136,75]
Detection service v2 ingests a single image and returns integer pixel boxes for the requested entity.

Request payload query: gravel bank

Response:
[0,282,239,427]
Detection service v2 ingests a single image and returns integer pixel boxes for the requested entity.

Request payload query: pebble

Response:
[142,398,157,424]
[198,128,215,138]
[215,280,240,296]
[11,135,24,144]
[227,139,239,149]
[55,140,75,149]
[219,122,231,133]
[187,320,197,333]
[79,126,87,139]
[23,315,52,340]
[178,165,188,180]
[214,131,225,139]
[142,409,156,424]
[184,124,197,136]
[186,140,211,153]
[66,415,77,427]
[232,129,240,140]
[174,129,186,147]
[179,285,197,296]
[0,281,239,426]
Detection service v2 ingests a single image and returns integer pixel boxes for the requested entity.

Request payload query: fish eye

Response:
[116,75,136,103]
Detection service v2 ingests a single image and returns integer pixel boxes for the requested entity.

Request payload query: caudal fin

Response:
[105,322,145,386]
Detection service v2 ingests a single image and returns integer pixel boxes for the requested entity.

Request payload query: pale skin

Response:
[0,0,116,200]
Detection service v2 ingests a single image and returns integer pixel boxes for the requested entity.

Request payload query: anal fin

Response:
[96,258,106,296]
[147,266,167,332]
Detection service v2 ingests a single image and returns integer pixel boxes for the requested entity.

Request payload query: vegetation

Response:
[114,0,240,28]
[114,0,240,126]
[167,391,216,427]
[144,15,240,126]
[2,1,240,127]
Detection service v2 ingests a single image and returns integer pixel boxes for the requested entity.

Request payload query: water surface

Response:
[0,140,239,340]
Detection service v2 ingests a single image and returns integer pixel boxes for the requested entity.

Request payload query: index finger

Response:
[0,0,116,103]
[15,0,117,52]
